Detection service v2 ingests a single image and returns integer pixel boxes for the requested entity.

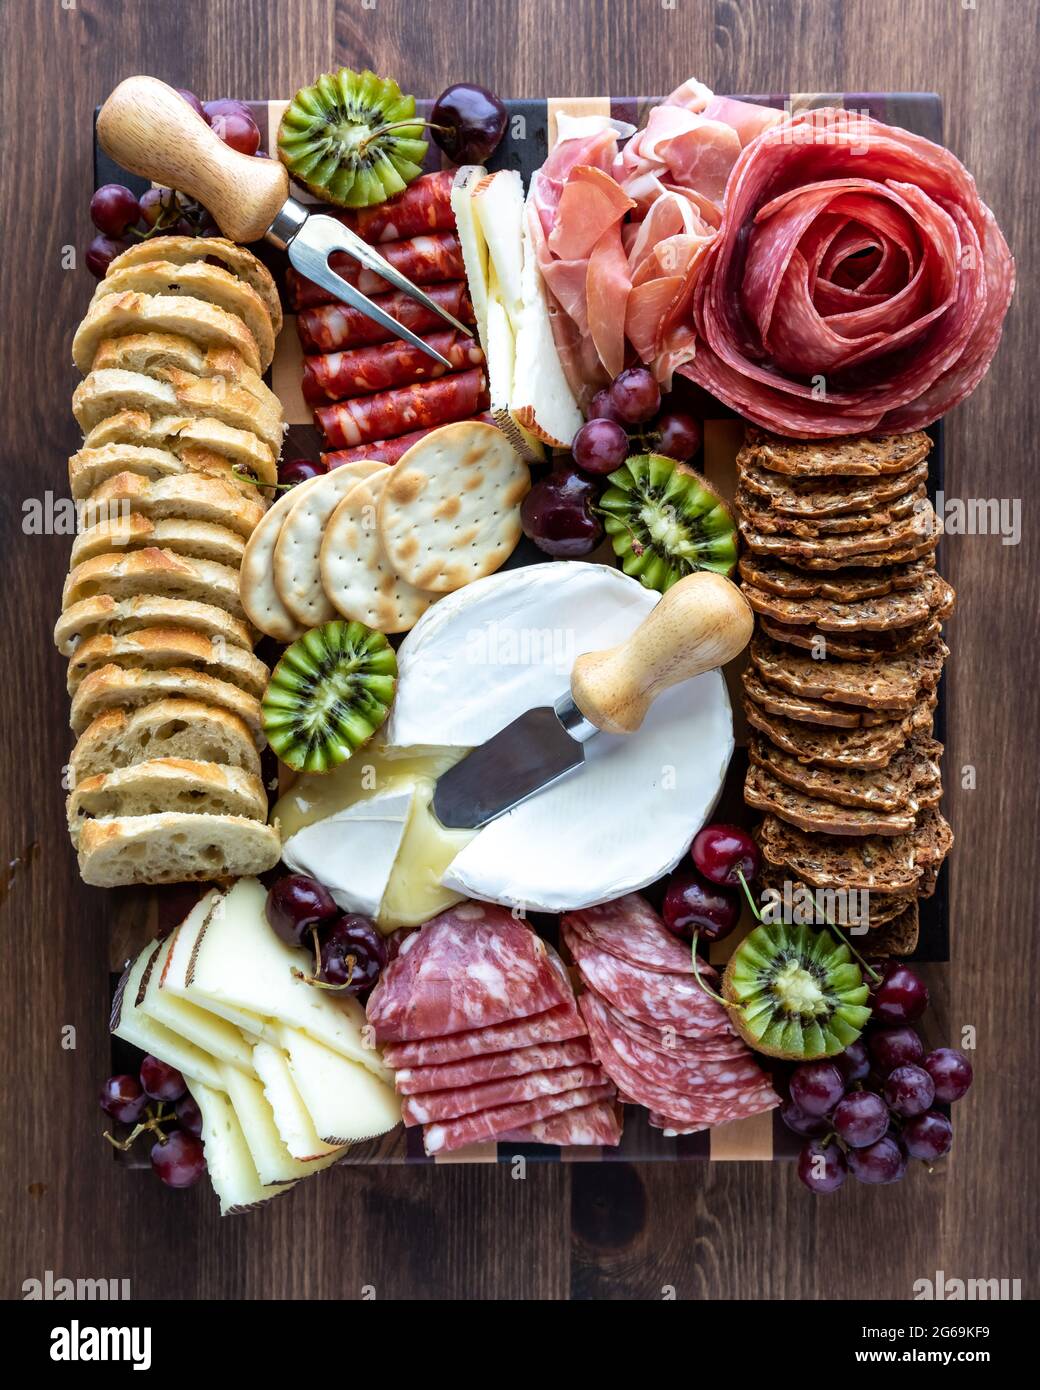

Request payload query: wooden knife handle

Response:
[569,571,753,735]
[96,76,289,244]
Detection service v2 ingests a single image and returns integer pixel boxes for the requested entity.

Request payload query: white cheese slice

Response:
[450,165,490,349]
[275,1025,401,1145]
[160,892,267,1038]
[251,1042,344,1161]
[220,1063,344,1183]
[472,169,525,321]
[192,1079,295,1215]
[139,933,256,1072]
[111,944,225,1092]
[388,562,734,912]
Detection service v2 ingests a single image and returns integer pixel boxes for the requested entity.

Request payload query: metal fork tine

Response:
[333,224,476,338]
[314,263,454,368]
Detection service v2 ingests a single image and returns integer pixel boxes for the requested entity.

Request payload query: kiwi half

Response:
[722,921,870,1060]
[277,68,428,208]
[600,454,738,592]
[261,621,397,773]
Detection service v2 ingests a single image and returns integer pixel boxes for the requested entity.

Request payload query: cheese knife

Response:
[95,76,472,367]
[432,572,754,830]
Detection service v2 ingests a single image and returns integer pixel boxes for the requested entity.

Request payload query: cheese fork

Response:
[96,76,472,367]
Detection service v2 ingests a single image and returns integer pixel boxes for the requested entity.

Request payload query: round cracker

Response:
[273,461,386,628]
[239,473,327,642]
[321,470,436,634]
[377,423,530,593]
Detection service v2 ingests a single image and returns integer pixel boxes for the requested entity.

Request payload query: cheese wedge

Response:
[220,1063,344,1183]
[450,165,490,349]
[192,1080,295,1215]
[251,1041,344,1161]
[275,1026,401,1145]
[473,170,525,321]
[140,933,256,1073]
[111,943,225,1091]
[160,892,267,1038]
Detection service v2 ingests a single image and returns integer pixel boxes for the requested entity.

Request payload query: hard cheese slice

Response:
[450,164,490,348]
[140,933,256,1073]
[220,1063,344,1183]
[111,943,224,1092]
[252,1042,344,1161]
[160,891,267,1038]
[192,1080,295,1215]
[275,1025,401,1145]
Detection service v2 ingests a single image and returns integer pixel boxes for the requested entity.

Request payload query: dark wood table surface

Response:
[1,0,1036,1301]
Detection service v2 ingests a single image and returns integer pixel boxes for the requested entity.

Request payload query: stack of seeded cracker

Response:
[735,428,955,956]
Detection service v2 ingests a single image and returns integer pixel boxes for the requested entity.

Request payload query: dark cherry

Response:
[139,1055,186,1103]
[779,1098,831,1138]
[175,1093,204,1138]
[278,458,327,489]
[150,1130,206,1188]
[319,915,388,994]
[789,1060,845,1117]
[655,410,702,462]
[429,83,507,165]
[923,1047,973,1103]
[520,464,603,557]
[797,1138,847,1193]
[690,823,761,887]
[871,962,929,1024]
[868,1025,923,1075]
[903,1110,954,1161]
[883,1063,936,1118]
[265,874,338,947]
[836,1038,871,1084]
[661,868,740,942]
[99,1074,148,1125]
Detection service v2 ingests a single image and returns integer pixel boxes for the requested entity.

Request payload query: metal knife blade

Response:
[432,695,599,830]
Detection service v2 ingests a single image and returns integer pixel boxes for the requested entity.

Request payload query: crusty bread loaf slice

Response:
[68,442,261,501]
[71,700,261,782]
[82,409,276,487]
[70,664,264,743]
[72,291,261,375]
[62,549,244,620]
[89,262,275,370]
[68,759,268,843]
[55,593,253,657]
[81,471,265,539]
[67,626,269,698]
[73,369,284,453]
[69,514,246,570]
[106,237,283,336]
[89,332,272,402]
[77,812,281,886]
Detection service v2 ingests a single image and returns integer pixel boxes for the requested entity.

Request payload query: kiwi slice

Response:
[261,621,397,773]
[277,68,428,208]
[722,921,870,1060]
[599,454,738,592]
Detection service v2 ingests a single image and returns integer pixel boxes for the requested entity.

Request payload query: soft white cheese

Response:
[281,787,415,918]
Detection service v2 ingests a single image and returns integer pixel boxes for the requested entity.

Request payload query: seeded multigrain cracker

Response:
[377,422,530,593]
[321,470,435,633]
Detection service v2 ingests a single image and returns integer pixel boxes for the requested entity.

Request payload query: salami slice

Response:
[380,1001,586,1069]
[402,1062,605,1126]
[562,894,697,974]
[333,171,456,244]
[321,412,497,467]
[297,282,474,354]
[561,920,730,1036]
[499,1099,623,1147]
[316,367,489,449]
[302,331,485,405]
[423,1082,615,1155]
[287,231,466,309]
[366,901,572,1044]
[598,996,747,1062]
[394,1036,594,1094]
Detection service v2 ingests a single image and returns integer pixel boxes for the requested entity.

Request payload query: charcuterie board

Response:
[95,87,951,1167]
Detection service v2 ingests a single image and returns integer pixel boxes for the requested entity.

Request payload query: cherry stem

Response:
[689,933,731,1009]
[357,118,446,155]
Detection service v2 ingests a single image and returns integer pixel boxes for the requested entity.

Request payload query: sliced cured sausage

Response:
[302,331,485,405]
[401,1062,606,1126]
[423,1081,615,1155]
[394,1036,594,1094]
[333,170,456,244]
[287,231,466,309]
[366,901,572,1044]
[321,412,496,467]
[499,1099,622,1147]
[597,996,747,1062]
[315,367,489,449]
[380,1001,586,1069]
[562,893,696,974]
[296,282,474,354]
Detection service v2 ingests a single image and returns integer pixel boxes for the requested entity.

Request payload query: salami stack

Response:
[366,901,621,1154]
[562,894,779,1134]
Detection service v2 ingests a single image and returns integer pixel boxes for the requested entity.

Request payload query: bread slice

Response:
[83,410,277,487]
[68,442,261,501]
[736,485,924,537]
[106,236,283,336]
[73,369,284,453]
[758,615,942,662]
[741,570,955,633]
[737,457,930,516]
[739,427,932,478]
[67,625,268,697]
[62,549,244,621]
[743,698,934,770]
[748,734,944,813]
[749,636,948,712]
[71,700,261,782]
[69,514,246,570]
[742,667,930,729]
[89,262,275,370]
[89,332,275,404]
[81,471,265,539]
[745,764,924,836]
[72,291,262,375]
[77,812,281,886]
[738,500,941,564]
[68,759,268,843]
[738,554,933,602]
[69,664,264,742]
[55,594,253,657]
[755,808,952,893]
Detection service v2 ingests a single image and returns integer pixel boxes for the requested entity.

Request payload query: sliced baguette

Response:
[67,626,269,698]
[89,332,274,403]
[69,514,246,570]
[77,812,281,887]
[62,549,245,621]
[105,237,283,337]
[80,471,265,539]
[71,700,262,783]
[68,759,268,843]
[83,410,276,487]
[55,594,253,657]
[70,664,264,743]
[72,291,262,375]
[68,442,261,501]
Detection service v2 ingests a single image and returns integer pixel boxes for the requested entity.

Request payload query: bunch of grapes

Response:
[99,1056,206,1189]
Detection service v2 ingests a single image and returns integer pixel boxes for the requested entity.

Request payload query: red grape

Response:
[175,1093,204,1138]
[661,869,739,942]
[139,1055,186,1102]
[797,1138,847,1193]
[847,1134,907,1184]
[139,186,178,230]
[520,465,603,557]
[176,89,206,118]
[204,99,261,156]
[587,387,623,423]
[278,458,326,488]
[871,962,929,1024]
[265,874,338,946]
[883,1063,935,1118]
[903,1110,953,1161]
[609,367,661,424]
[99,1074,148,1125]
[90,184,141,237]
[656,410,702,462]
[150,1130,206,1188]
[203,97,252,125]
[85,234,129,279]
[690,823,761,887]
[789,1061,844,1117]
[780,1098,830,1138]
[833,1091,889,1148]
[923,1048,973,1103]
[868,1025,924,1075]
[836,1039,870,1084]
[430,84,508,165]
[319,915,388,993]
[571,418,629,475]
